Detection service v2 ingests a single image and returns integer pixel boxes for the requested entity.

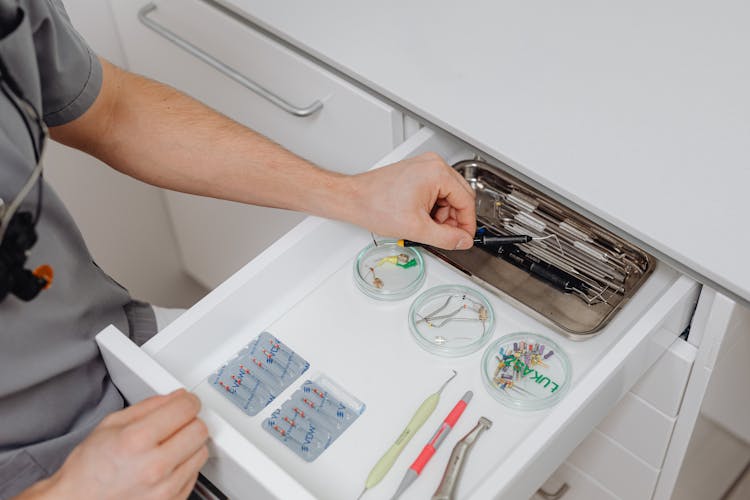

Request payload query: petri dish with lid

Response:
[409,284,495,357]
[481,333,571,411]
[353,240,425,300]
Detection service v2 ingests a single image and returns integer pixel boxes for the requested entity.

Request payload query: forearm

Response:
[52,58,476,249]
[52,58,357,221]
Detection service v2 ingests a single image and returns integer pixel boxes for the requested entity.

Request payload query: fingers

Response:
[156,446,209,500]
[170,473,200,500]
[127,390,202,445]
[434,182,476,245]
[157,418,209,467]
[432,204,451,224]
[104,389,184,427]
[418,214,474,250]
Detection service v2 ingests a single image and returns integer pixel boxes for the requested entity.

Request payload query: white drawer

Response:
[96,128,700,500]
[109,0,403,288]
[632,336,696,417]
[597,391,675,469]
[568,430,659,500]
[533,462,617,500]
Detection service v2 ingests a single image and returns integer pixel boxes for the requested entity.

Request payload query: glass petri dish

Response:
[353,240,425,300]
[409,285,495,357]
[481,333,571,411]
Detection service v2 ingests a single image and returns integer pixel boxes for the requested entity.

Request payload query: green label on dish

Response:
[511,358,560,393]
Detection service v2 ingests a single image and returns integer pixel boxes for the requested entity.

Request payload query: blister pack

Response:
[263,376,365,461]
[208,332,310,416]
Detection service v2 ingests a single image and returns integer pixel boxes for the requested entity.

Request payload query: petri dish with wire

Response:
[481,333,571,411]
[409,285,495,357]
[353,240,426,301]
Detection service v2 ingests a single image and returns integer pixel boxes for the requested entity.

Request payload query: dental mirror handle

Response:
[432,417,492,500]
[363,391,439,491]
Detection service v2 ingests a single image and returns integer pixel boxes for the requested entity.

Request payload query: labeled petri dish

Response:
[353,240,425,300]
[481,333,571,411]
[409,285,495,357]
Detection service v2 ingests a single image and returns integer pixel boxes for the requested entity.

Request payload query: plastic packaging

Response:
[208,332,310,416]
[263,376,365,461]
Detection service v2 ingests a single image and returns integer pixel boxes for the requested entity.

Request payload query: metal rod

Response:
[138,3,324,117]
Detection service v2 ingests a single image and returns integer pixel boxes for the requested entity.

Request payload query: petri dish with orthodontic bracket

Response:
[353,240,425,300]
[409,284,495,357]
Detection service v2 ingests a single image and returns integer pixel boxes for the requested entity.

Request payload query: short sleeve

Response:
[26,0,102,126]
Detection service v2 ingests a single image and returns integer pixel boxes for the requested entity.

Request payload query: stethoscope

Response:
[0,51,53,302]
[0,56,45,238]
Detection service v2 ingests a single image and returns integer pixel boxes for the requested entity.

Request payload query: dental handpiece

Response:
[432,417,493,500]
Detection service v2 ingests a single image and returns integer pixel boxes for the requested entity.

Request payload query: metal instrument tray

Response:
[427,159,655,338]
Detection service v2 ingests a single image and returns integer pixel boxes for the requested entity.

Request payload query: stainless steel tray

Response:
[427,159,655,338]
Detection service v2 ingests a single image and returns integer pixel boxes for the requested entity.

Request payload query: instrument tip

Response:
[437,369,458,395]
[356,487,367,500]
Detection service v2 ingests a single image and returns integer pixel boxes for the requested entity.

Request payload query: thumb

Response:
[418,220,474,250]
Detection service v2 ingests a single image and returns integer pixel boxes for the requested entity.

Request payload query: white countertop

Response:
[217,0,750,304]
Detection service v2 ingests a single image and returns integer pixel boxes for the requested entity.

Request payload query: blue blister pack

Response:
[209,332,310,416]
[263,376,365,461]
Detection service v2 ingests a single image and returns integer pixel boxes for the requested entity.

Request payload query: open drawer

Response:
[96,128,700,500]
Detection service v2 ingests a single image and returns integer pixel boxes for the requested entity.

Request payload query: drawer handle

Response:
[537,483,570,500]
[138,2,324,117]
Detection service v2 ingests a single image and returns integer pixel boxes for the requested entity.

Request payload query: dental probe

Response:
[398,234,533,249]
[356,370,458,500]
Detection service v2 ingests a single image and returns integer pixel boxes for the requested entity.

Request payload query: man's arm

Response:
[50,58,476,249]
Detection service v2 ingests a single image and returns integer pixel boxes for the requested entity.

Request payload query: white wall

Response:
[44,0,206,307]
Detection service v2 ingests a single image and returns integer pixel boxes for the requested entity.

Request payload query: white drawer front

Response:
[97,128,699,500]
[632,336,696,417]
[109,0,402,288]
[568,430,659,500]
[533,462,617,500]
[597,391,675,469]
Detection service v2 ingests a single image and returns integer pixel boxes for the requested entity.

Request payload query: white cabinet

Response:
[96,127,701,500]
[108,0,404,288]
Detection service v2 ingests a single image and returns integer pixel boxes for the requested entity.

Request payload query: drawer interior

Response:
[137,132,693,499]
[144,235,682,500]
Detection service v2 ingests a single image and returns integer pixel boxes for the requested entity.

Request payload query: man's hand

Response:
[17,389,209,500]
[345,153,477,250]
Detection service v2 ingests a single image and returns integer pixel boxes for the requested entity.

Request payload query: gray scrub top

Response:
[0,1,156,497]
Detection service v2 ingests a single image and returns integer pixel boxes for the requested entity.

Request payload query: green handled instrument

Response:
[356,370,457,499]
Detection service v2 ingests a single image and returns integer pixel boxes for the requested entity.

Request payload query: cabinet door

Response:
[109,0,403,288]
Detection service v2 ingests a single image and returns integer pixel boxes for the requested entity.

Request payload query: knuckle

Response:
[142,458,169,485]
[99,413,117,427]
[120,426,151,453]
[193,419,209,442]
[196,445,210,465]
[177,392,201,415]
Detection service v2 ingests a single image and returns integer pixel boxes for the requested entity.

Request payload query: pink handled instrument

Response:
[391,390,473,499]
